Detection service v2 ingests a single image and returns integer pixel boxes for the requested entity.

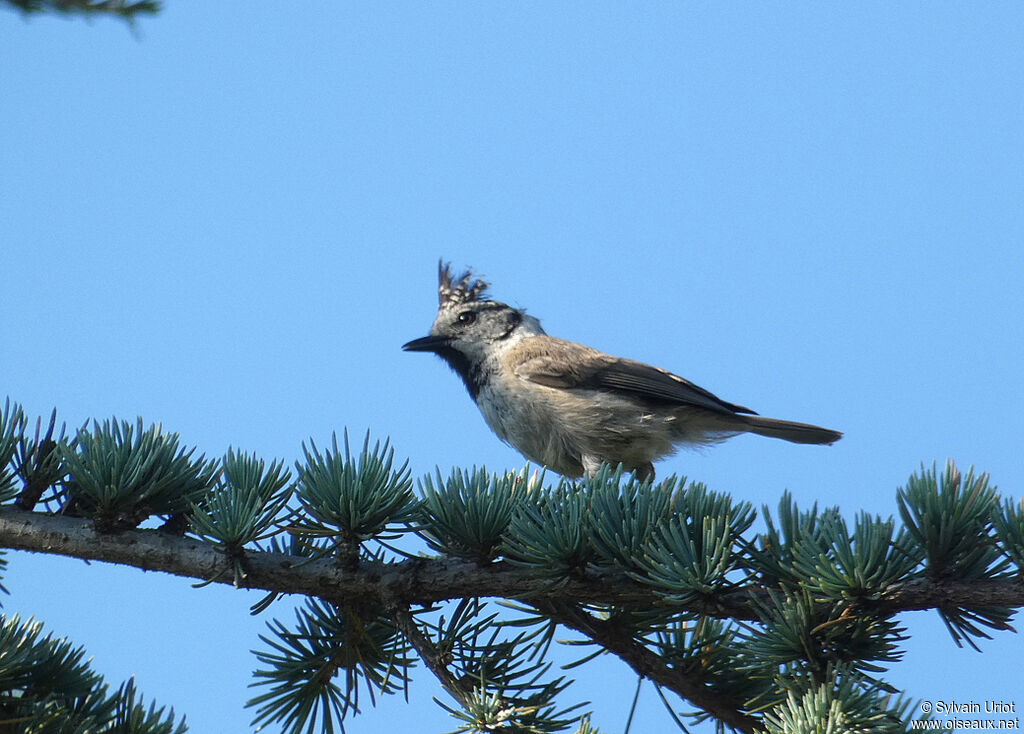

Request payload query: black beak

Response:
[402,335,449,353]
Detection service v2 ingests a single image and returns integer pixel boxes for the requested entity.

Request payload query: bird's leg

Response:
[581,455,656,484]
[633,462,656,483]
[581,454,605,480]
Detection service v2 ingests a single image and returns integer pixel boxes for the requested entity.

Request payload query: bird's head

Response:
[403,262,544,392]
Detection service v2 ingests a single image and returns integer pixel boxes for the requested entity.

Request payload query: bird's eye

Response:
[457,311,476,325]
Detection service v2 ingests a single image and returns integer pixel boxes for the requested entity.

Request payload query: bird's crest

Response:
[438,261,489,307]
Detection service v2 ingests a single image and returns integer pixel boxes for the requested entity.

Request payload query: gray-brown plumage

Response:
[403,263,841,480]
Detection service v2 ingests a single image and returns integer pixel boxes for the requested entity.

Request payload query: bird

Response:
[403,262,841,481]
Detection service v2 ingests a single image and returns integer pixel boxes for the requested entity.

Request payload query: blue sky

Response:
[3,3,1023,732]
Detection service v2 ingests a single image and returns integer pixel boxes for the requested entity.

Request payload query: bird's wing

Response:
[513,340,756,416]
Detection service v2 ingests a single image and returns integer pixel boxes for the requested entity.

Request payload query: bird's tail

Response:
[741,416,843,445]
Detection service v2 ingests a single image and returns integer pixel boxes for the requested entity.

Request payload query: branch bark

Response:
[3,509,1023,617]
[535,600,760,734]
[0,509,659,608]
[392,605,473,711]
[6,508,1024,732]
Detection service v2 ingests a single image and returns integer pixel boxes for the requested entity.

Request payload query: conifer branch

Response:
[534,600,760,734]
[3,509,1024,617]
[3,0,159,19]
[392,605,473,711]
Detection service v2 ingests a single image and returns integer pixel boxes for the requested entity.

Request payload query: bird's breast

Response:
[474,372,535,445]
[473,371,584,476]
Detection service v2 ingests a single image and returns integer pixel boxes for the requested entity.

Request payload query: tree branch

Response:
[392,605,473,711]
[0,509,651,607]
[6,508,1024,732]
[2,509,1023,618]
[3,0,159,18]
[534,600,760,734]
